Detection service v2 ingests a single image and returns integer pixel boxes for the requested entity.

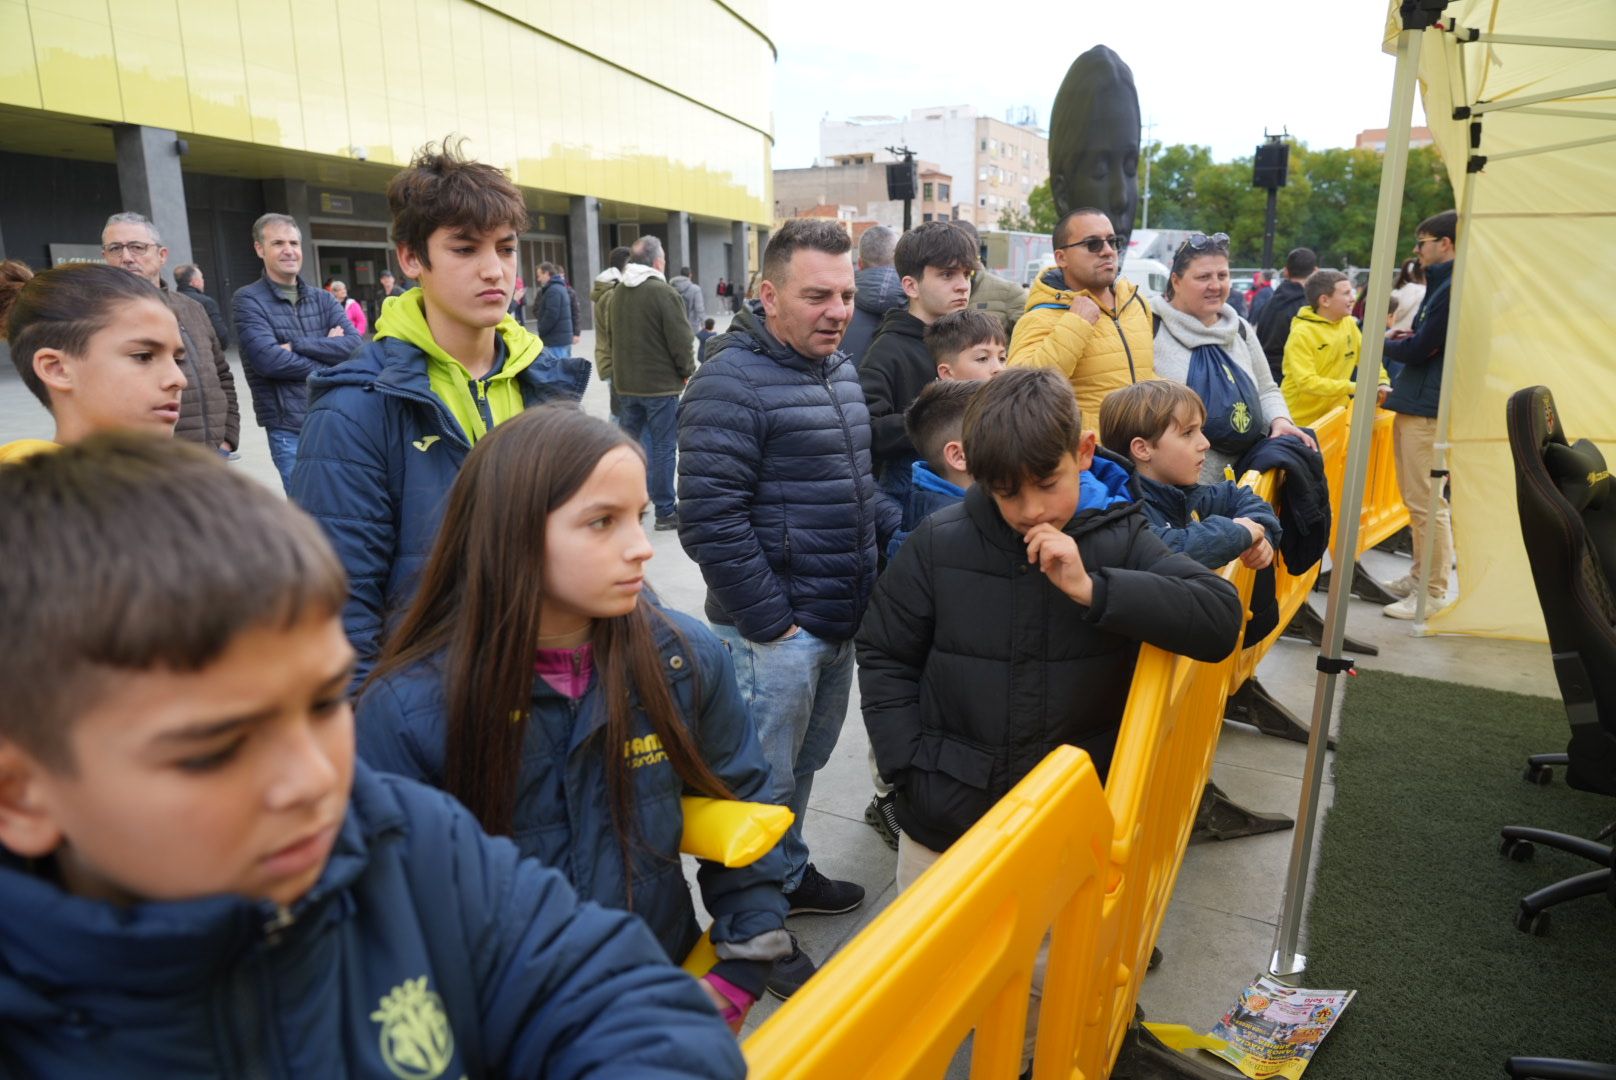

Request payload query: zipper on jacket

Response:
[820,367,871,609]
[471,376,496,435]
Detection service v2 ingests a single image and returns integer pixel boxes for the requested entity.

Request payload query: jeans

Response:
[712,623,854,891]
[266,428,299,493]
[618,393,679,520]
[540,343,572,360]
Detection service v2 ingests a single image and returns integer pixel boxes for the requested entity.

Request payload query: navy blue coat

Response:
[1382,258,1451,418]
[0,764,744,1079]
[841,265,906,369]
[1132,473,1282,569]
[357,605,788,996]
[676,305,903,644]
[290,337,589,677]
[535,279,574,346]
[230,274,361,432]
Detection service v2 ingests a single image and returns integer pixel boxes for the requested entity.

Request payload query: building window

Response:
[979,197,987,207]
[923,213,933,222]
[940,183,950,200]
[978,167,988,181]
[923,182,933,200]
[980,138,988,151]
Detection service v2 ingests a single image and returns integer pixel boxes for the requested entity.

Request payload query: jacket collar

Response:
[0,765,400,1011]
[962,480,1141,555]
[709,304,850,377]
[877,306,927,339]
[1132,472,1192,521]
[911,460,967,499]
[1031,268,1141,319]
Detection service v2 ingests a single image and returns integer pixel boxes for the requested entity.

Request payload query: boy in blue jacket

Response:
[1098,379,1280,571]
[0,436,743,1079]
[291,141,588,678]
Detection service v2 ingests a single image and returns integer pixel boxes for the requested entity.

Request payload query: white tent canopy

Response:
[1389,0,1616,640]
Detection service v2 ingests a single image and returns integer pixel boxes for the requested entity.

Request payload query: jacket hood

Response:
[1154,296,1248,349]
[855,265,907,317]
[594,267,622,286]
[1029,268,1142,317]
[668,274,693,288]
[1085,452,1135,506]
[1272,278,1305,301]
[963,474,1142,555]
[590,271,620,304]
[0,765,401,1020]
[877,306,927,339]
[621,264,664,288]
[911,460,967,500]
[705,302,850,376]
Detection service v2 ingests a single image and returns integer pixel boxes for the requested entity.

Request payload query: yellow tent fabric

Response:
[1384,1,1616,640]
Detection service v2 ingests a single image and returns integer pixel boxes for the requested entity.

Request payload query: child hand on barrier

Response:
[1234,517,1276,570]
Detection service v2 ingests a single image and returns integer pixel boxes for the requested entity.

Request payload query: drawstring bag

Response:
[1185,343,1265,455]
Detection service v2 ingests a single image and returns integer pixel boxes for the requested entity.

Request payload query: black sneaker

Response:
[764,939,818,1000]
[654,513,679,532]
[864,794,900,851]
[784,863,864,916]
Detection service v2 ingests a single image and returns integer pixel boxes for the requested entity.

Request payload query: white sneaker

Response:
[1382,574,1418,600]
[1383,593,1451,620]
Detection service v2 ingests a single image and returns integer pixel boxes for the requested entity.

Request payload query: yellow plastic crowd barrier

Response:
[1355,407,1409,554]
[743,747,1114,1079]
[744,405,1400,1077]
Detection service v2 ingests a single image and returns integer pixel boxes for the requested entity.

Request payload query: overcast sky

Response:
[768,1,1426,167]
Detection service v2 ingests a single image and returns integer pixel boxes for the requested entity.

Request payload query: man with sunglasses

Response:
[1008,208,1154,423]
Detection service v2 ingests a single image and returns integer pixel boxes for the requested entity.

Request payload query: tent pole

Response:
[1413,163,1478,630]
[1269,17,1428,982]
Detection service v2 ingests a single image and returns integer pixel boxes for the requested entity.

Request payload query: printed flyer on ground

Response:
[1206,975,1357,1079]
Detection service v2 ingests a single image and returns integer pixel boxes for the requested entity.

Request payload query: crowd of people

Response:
[0,135,1460,1074]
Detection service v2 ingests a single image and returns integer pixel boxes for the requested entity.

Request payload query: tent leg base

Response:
[1192,781,1295,842]
[1226,679,1338,750]
[1282,601,1380,657]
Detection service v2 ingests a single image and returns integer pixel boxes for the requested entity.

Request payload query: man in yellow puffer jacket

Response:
[1008,209,1153,423]
[1281,269,1390,427]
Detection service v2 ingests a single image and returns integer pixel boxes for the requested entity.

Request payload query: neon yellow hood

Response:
[374,289,542,444]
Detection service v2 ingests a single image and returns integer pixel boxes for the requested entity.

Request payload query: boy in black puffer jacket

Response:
[856,369,1242,1060]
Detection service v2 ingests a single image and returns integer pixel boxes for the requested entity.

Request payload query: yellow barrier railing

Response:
[743,747,1113,1079]
[744,406,1399,1077]
[1356,407,1409,553]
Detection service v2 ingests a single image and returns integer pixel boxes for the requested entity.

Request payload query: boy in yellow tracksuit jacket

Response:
[1282,269,1390,427]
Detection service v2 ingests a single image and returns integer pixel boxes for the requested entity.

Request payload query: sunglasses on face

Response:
[1058,234,1124,255]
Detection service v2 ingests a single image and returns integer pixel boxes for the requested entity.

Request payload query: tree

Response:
[997,180,1058,233]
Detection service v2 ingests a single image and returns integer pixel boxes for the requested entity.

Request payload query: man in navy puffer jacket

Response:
[676,219,901,998]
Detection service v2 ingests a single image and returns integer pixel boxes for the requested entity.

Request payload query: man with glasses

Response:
[230,212,360,492]
[1008,208,1154,422]
[101,213,240,457]
[1379,209,1458,619]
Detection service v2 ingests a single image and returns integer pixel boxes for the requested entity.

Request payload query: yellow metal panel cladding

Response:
[175,4,252,142]
[6,0,773,224]
[0,1,44,109]
[27,4,121,117]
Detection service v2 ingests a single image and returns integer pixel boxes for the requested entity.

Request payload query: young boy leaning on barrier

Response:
[0,436,745,1078]
[1099,379,1281,572]
[856,368,1242,1058]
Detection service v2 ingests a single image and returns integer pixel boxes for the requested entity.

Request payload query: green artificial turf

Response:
[1303,670,1615,1077]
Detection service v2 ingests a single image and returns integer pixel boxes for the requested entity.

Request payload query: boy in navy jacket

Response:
[1099,379,1280,571]
[0,437,742,1078]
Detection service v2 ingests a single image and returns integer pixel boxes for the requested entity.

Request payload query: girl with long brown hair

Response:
[357,404,789,1032]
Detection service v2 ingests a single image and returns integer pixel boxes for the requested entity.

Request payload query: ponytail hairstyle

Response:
[369,404,731,896]
[0,261,165,408]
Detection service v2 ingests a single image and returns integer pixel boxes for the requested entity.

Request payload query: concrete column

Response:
[666,211,691,278]
[569,195,602,329]
[113,124,194,280]
[729,220,751,304]
[260,178,315,284]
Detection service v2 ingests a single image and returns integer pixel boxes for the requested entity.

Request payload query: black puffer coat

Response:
[677,305,902,644]
[857,484,1243,851]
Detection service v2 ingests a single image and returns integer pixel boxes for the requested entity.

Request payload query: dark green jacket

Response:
[611,266,696,396]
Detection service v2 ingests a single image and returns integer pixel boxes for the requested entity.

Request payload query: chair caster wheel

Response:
[1500,838,1535,862]
[1522,763,1554,785]
[1514,906,1551,936]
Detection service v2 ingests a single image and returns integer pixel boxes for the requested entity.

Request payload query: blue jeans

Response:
[712,623,854,891]
[266,428,299,493]
[617,394,679,519]
[540,343,572,359]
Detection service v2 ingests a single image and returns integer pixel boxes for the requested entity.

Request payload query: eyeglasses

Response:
[102,242,156,257]
[1058,234,1124,255]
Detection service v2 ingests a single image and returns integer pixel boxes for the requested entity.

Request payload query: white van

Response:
[1022,254,1169,296]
